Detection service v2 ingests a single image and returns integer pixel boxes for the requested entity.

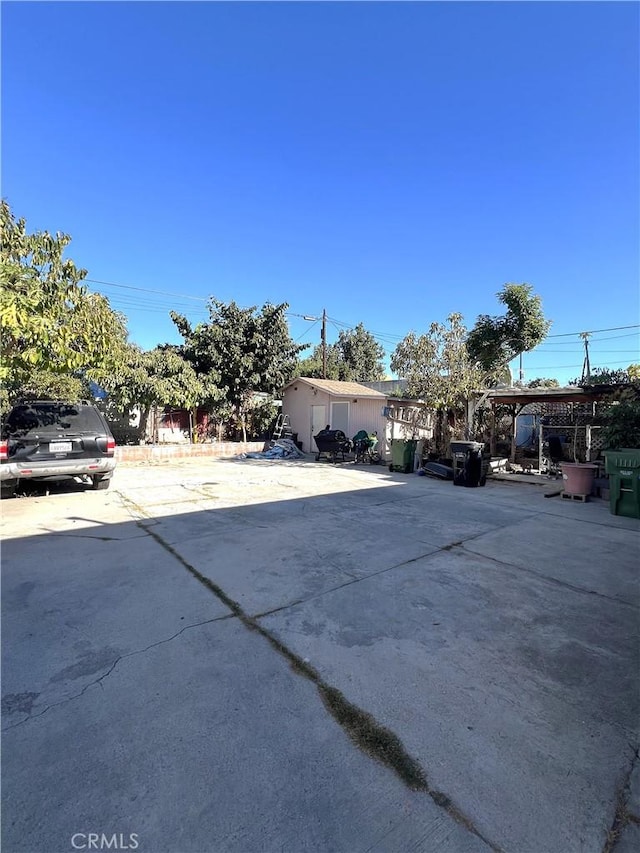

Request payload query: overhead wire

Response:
[85,278,208,302]
[88,280,323,326]
[521,349,638,355]
[546,324,640,338]
[83,276,640,364]
[294,320,319,342]
[84,275,640,341]
[514,359,633,370]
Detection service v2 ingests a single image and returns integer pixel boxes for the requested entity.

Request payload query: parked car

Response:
[0,400,116,497]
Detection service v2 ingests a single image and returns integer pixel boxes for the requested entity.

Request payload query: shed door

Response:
[311,405,327,452]
[331,401,349,436]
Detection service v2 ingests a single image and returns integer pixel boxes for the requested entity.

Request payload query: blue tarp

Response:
[238,438,305,461]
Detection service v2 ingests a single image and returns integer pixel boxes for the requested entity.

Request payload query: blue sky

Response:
[3,0,639,384]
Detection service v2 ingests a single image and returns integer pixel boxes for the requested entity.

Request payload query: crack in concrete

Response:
[250,516,543,621]
[252,549,441,620]
[474,489,640,533]
[602,746,640,853]
[109,483,637,850]
[132,517,501,852]
[455,543,640,610]
[255,543,636,740]
[1,613,234,732]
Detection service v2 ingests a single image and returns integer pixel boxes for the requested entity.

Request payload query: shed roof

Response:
[283,377,387,398]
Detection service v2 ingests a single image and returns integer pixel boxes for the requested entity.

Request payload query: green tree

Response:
[336,323,385,380]
[571,365,640,387]
[567,364,640,450]
[90,344,216,441]
[0,200,128,408]
[527,377,560,388]
[391,313,483,409]
[391,313,484,451]
[296,323,385,381]
[466,283,551,377]
[297,343,343,380]
[171,299,306,441]
[599,393,640,450]
[8,369,93,404]
[245,398,278,440]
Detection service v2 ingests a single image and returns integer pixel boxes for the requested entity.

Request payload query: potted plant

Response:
[560,460,599,497]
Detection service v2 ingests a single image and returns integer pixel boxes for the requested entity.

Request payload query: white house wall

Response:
[282,384,319,452]
[282,385,388,455]
[348,398,388,443]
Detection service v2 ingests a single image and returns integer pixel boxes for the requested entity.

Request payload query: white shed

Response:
[281,378,388,455]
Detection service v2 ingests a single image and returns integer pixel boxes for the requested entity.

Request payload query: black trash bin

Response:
[450,441,490,487]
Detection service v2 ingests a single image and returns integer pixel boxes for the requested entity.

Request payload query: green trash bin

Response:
[603,449,640,519]
[390,439,417,473]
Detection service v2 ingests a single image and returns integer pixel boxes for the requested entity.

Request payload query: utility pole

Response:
[580,332,591,383]
[321,308,327,379]
[303,309,328,379]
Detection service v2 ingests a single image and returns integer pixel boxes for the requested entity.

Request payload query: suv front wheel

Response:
[92,475,111,491]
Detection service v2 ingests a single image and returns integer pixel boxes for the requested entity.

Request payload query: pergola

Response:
[471,385,627,462]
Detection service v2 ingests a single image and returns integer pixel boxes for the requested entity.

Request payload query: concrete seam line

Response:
[118,492,153,521]
[1,614,234,733]
[137,521,502,852]
[532,506,640,532]
[602,746,640,853]
[456,543,640,610]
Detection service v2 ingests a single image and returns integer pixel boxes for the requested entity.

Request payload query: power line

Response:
[515,359,633,370]
[536,333,640,346]
[294,320,319,342]
[546,324,640,338]
[523,349,639,355]
[84,277,640,351]
[328,314,640,346]
[85,278,209,302]
[87,279,321,324]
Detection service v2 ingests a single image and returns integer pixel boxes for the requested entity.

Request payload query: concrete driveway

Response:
[2,457,639,853]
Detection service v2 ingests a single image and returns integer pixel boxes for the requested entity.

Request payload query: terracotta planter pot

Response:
[561,462,598,496]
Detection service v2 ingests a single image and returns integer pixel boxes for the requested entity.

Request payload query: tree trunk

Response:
[138,406,151,444]
[443,417,452,457]
[190,406,199,443]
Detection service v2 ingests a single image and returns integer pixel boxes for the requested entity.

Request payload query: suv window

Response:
[4,403,105,437]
